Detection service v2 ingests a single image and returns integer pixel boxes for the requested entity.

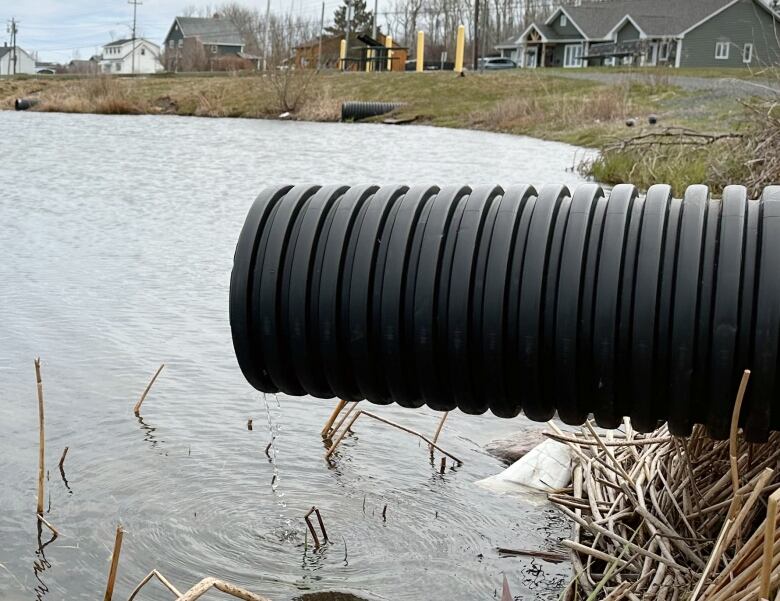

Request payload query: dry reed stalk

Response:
[430,411,449,454]
[325,409,463,464]
[761,490,780,599]
[103,525,124,601]
[37,514,59,537]
[552,371,780,600]
[330,401,359,435]
[35,358,45,515]
[321,398,348,437]
[133,363,165,416]
[175,577,272,601]
[127,569,183,601]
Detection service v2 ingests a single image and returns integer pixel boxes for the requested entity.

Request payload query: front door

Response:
[645,42,658,66]
[564,44,583,68]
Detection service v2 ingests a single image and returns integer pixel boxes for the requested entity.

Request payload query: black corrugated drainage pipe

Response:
[341,101,404,121]
[229,183,780,442]
[14,98,39,111]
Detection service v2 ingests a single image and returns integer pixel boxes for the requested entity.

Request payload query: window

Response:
[141,48,146,55]
[564,44,583,67]
[169,40,174,49]
[211,45,218,53]
[115,62,121,71]
[560,13,568,27]
[743,43,753,63]
[715,41,730,60]
[178,39,183,48]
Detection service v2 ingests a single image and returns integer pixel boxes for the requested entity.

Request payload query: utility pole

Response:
[472,0,480,70]
[262,0,271,70]
[372,0,378,38]
[7,18,18,75]
[317,1,325,69]
[344,0,352,71]
[128,0,142,75]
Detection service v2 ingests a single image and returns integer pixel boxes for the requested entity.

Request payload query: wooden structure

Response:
[295,33,407,71]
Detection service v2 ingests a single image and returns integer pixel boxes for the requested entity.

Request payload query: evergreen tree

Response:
[326,0,376,37]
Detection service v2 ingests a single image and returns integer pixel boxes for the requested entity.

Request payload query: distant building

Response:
[0,45,37,75]
[295,33,408,71]
[497,0,780,68]
[99,38,162,74]
[67,56,100,74]
[162,16,245,71]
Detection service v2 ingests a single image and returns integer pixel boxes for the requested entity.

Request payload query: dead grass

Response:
[470,84,630,135]
[36,77,150,115]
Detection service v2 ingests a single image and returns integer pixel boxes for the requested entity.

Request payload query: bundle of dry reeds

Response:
[547,375,780,601]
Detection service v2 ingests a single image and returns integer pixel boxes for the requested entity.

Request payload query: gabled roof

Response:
[165,16,244,46]
[103,37,160,50]
[0,46,33,60]
[541,0,770,40]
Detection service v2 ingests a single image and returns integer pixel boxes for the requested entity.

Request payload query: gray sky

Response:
[3,0,352,62]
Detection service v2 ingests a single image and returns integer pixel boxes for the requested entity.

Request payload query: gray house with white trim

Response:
[163,16,245,71]
[496,0,780,68]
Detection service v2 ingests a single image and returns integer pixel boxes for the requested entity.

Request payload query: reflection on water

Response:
[0,111,590,601]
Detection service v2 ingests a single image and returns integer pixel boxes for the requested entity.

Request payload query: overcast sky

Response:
[3,0,352,62]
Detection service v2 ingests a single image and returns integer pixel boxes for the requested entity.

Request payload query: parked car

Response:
[478,57,518,70]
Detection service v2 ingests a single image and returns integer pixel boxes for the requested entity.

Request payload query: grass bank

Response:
[0,70,768,194]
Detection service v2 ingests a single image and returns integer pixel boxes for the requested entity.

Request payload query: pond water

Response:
[0,111,591,601]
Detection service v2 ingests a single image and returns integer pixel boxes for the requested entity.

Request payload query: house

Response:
[294,33,408,71]
[497,0,780,68]
[162,16,245,71]
[99,38,162,74]
[0,45,37,75]
[67,56,101,75]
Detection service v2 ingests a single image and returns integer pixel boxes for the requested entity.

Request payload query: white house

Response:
[0,45,37,75]
[99,38,162,74]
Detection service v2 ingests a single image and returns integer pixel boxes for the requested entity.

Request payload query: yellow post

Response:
[416,31,424,72]
[386,35,393,71]
[454,25,465,73]
[366,48,372,72]
[339,39,347,70]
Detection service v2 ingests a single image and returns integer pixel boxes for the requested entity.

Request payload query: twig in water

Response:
[173,577,273,601]
[127,569,183,601]
[430,411,449,455]
[382,504,387,522]
[321,398,348,438]
[35,358,45,516]
[497,547,567,563]
[326,408,464,465]
[133,363,165,416]
[247,419,253,431]
[58,447,69,470]
[264,442,272,458]
[439,457,446,474]
[37,514,59,538]
[304,506,328,549]
[103,525,124,601]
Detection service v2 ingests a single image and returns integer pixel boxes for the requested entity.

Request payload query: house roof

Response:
[168,16,244,46]
[103,37,160,49]
[552,0,768,39]
[0,46,32,60]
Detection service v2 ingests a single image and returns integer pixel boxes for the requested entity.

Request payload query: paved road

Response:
[550,70,780,98]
